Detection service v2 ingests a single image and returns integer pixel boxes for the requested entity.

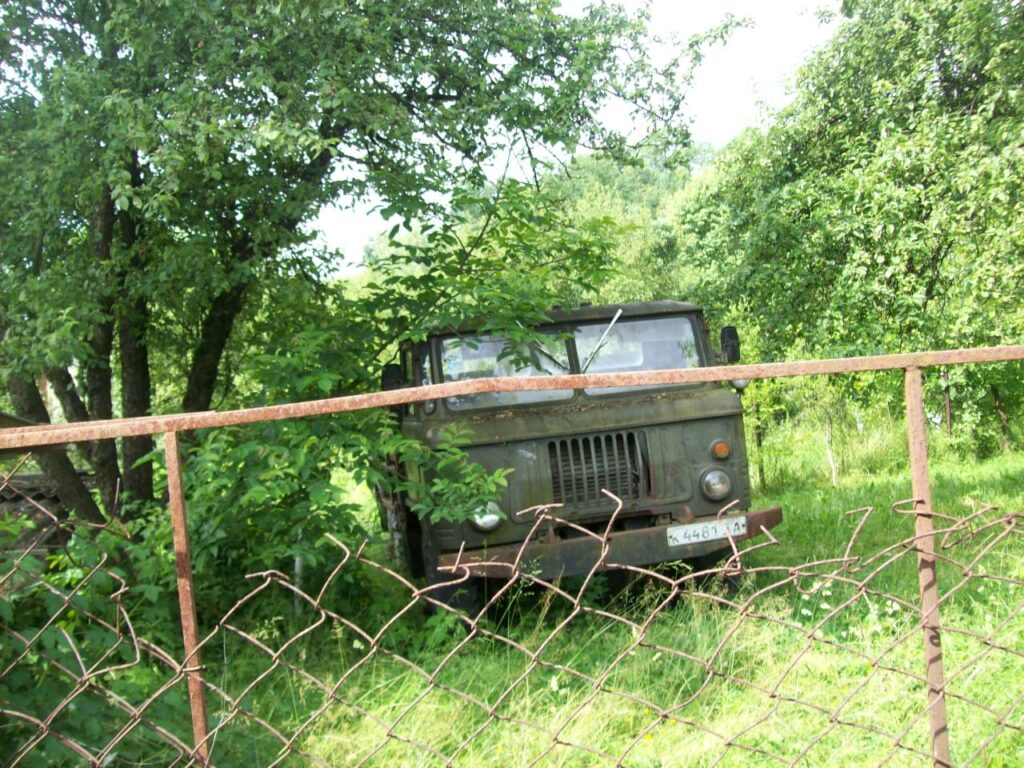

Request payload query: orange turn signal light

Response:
[710,440,731,460]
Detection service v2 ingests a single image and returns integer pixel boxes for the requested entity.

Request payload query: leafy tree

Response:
[0,0,694,519]
[670,0,1024,448]
[543,142,703,304]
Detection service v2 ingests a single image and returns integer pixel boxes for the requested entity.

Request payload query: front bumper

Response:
[436,506,782,580]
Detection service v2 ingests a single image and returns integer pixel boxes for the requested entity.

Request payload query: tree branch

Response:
[6,375,105,524]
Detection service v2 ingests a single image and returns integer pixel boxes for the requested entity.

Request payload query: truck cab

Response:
[378,301,781,605]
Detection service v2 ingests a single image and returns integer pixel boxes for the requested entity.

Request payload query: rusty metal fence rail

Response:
[2,345,1024,767]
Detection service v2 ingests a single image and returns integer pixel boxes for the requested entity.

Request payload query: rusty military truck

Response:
[376,301,782,608]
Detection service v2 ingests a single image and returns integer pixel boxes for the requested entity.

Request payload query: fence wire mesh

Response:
[2,451,1023,768]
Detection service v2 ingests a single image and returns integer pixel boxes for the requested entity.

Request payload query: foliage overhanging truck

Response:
[377,301,782,608]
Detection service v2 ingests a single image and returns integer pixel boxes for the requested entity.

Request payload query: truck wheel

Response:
[420,538,483,617]
[601,568,640,598]
[687,547,741,593]
[378,491,425,578]
[401,508,425,579]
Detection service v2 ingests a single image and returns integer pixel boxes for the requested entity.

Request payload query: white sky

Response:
[310,0,841,269]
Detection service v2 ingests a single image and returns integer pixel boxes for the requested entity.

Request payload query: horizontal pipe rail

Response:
[1,344,1023,451]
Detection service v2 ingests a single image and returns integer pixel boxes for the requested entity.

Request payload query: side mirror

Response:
[720,326,741,364]
[380,364,404,391]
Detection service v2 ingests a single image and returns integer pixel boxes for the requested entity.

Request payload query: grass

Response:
[8,409,1022,767]
[190,425,1024,768]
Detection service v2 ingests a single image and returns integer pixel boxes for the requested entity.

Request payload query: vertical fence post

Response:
[904,367,951,767]
[165,430,211,765]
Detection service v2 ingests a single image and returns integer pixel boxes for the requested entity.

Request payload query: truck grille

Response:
[548,431,651,505]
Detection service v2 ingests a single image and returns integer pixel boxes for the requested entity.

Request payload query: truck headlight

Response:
[700,469,732,501]
[471,501,503,531]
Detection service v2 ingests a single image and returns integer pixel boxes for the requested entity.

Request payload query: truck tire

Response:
[687,546,741,593]
[420,536,482,617]
[377,489,425,579]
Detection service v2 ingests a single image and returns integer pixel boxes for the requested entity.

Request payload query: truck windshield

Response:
[441,334,572,411]
[574,316,701,394]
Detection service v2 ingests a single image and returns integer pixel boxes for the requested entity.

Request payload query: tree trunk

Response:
[823,412,839,486]
[119,307,154,505]
[47,367,91,425]
[177,144,334,415]
[47,364,122,514]
[182,280,248,413]
[942,369,952,437]
[118,162,155,507]
[18,184,123,516]
[82,318,122,514]
[81,188,123,514]
[753,404,766,490]
[6,376,104,524]
[991,385,1012,452]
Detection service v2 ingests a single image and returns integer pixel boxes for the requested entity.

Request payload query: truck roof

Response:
[433,300,704,336]
[547,300,702,324]
[0,412,67,458]
[0,412,33,430]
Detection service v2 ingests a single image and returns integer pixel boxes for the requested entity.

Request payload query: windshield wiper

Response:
[531,339,569,372]
[581,308,623,373]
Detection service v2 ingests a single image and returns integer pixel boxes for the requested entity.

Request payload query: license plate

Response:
[667,516,747,547]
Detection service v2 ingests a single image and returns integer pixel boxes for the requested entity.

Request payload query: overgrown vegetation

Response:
[206,441,1024,767]
[3,0,1024,764]
[9,425,1019,765]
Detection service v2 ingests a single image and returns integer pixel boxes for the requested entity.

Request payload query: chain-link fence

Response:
[2,348,1024,766]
